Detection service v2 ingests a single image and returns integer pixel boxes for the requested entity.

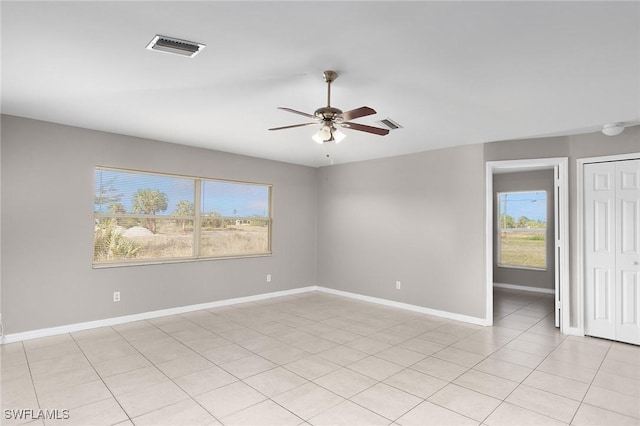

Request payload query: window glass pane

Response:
[200,180,270,257]
[94,218,194,262]
[498,191,547,269]
[94,168,194,216]
[201,181,270,218]
[94,167,270,265]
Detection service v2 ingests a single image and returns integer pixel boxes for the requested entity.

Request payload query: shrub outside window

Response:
[94,167,271,266]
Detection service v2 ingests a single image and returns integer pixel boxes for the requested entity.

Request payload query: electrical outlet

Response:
[113,291,120,302]
[395,281,401,290]
[266,274,272,283]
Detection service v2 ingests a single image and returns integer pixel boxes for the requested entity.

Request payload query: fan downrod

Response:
[318,70,340,118]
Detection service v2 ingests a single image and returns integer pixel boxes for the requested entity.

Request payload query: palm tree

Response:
[108,203,126,214]
[173,200,195,231]
[132,189,168,233]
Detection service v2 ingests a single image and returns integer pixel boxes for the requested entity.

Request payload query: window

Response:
[497,191,547,270]
[94,167,271,266]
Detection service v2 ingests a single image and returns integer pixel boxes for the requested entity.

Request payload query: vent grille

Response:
[377,118,402,130]
[146,35,205,58]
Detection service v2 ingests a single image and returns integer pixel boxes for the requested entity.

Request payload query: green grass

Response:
[500,231,546,269]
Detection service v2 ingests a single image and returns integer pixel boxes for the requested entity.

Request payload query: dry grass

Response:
[94,224,268,262]
[200,226,269,257]
[499,230,546,269]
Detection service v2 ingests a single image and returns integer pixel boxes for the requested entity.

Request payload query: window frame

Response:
[93,166,272,268]
[496,190,547,271]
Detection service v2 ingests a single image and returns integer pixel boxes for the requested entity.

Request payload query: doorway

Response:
[485,158,569,332]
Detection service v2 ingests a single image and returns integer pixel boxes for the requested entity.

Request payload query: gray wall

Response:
[318,126,639,324]
[2,113,639,335]
[316,144,487,319]
[493,170,555,290]
[1,115,318,334]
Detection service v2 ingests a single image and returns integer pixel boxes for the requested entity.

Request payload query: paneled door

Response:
[584,159,640,345]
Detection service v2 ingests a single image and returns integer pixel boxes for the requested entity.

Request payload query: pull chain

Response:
[325,143,334,165]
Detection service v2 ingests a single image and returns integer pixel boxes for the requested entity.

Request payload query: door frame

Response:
[577,152,640,336]
[486,157,569,332]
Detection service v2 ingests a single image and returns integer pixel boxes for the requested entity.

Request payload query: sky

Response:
[94,168,270,217]
[498,191,547,222]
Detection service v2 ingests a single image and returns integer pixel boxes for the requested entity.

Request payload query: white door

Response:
[585,160,640,345]
[584,162,617,339]
[554,165,561,328]
[616,160,640,344]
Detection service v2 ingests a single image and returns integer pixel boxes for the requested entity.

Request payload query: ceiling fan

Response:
[269,70,389,143]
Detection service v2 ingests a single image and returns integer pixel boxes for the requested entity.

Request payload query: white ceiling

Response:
[2,1,639,167]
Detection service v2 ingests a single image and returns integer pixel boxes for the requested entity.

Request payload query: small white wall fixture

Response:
[486,158,569,332]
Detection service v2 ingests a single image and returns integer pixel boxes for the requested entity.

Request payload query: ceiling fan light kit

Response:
[269,70,390,144]
[313,125,345,144]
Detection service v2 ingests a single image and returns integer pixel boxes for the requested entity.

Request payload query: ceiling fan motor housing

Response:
[314,107,343,121]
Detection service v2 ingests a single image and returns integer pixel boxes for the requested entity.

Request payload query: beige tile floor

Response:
[1,288,639,426]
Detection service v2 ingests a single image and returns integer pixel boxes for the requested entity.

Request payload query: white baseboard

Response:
[316,286,491,326]
[493,282,555,295]
[1,286,316,344]
[2,285,494,344]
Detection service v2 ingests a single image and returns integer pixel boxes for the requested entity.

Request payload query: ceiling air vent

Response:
[146,35,205,58]
[377,118,402,130]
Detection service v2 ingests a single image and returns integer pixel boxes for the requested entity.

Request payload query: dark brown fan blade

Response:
[269,122,317,131]
[341,122,390,136]
[277,107,315,119]
[339,106,376,121]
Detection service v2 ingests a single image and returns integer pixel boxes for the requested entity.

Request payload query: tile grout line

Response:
[327,308,499,424]
[110,319,229,424]
[207,299,421,424]
[164,304,352,424]
[68,330,134,425]
[212,299,444,424]
[567,340,632,424]
[22,341,44,419]
[472,295,567,424]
